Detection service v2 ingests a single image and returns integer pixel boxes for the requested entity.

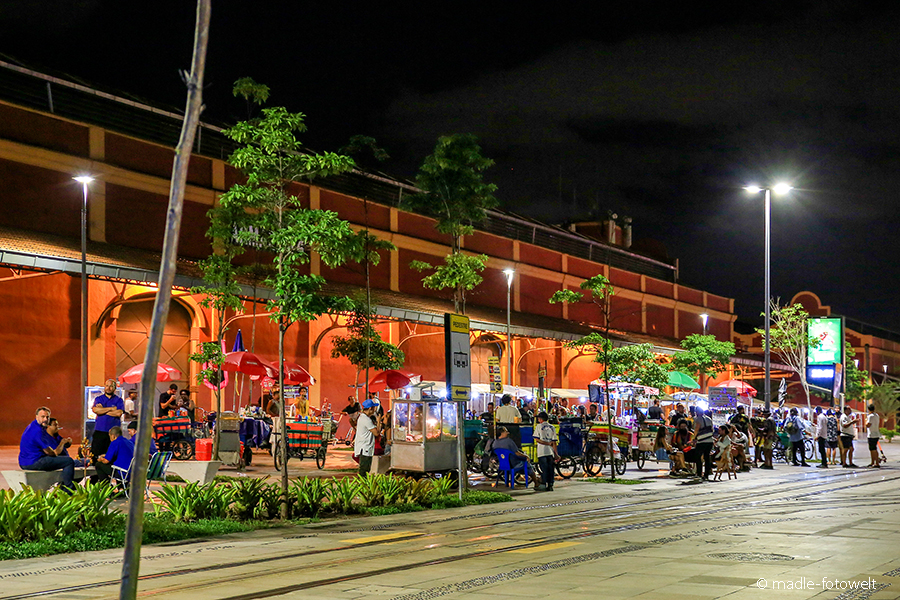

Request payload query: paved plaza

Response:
[2,443,900,599]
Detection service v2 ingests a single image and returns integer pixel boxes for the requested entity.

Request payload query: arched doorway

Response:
[115,299,192,399]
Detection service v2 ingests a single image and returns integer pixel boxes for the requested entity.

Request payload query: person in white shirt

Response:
[495,395,521,424]
[354,399,380,475]
[866,404,882,468]
[839,406,859,468]
[122,389,138,424]
[814,406,829,468]
[534,411,557,492]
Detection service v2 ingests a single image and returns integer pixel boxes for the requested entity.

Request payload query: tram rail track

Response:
[4,470,898,600]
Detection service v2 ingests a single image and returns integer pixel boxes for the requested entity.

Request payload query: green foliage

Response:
[844,345,869,402]
[327,476,361,514]
[227,477,269,521]
[0,481,118,544]
[880,428,895,441]
[340,135,390,169]
[429,495,465,509]
[430,475,455,497]
[232,77,270,105]
[410,253,489,312]
[462,490,513,505]
[153,482,235,522]
[867,383,900,421]
[403,133,498,240]
[670,334,736,380]
[549,289,583,304]
[356,474,386,507]
[190,341,226,386]
[290,477,331,518]
[330,300,405,377]
[364,504,425,516]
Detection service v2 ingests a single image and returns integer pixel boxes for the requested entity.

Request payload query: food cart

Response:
[390,398,459,474]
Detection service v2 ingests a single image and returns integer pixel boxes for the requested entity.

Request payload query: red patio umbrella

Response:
[715,379,758,397]
[255,361,316,386]
[119,362,181,384]
[369,370,421,392]
[222,351,278,378]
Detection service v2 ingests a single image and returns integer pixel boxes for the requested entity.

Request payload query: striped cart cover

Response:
[286,422,324,450]
[152,416,191,438]
[589,423,631,445]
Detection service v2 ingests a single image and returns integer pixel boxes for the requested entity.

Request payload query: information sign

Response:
[808,317,843,366]
[444,313,471,401]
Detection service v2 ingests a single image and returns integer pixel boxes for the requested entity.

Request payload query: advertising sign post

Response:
[807,317,845,402]
[445,313,471,499]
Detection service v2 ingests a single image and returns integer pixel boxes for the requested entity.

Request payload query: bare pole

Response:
[119,2,210,598]
[80,179,89,443]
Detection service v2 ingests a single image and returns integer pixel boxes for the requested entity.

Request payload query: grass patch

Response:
[581,477,645,485]
[462,490,513,505]
[363,503,425,516]
[330,446,355,452]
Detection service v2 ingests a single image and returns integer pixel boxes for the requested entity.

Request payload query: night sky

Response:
[3,1,898,331]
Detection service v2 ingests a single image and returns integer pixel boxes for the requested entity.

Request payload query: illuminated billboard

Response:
[808,317,843,366]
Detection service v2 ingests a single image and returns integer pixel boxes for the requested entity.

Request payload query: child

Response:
[713,425,733,481]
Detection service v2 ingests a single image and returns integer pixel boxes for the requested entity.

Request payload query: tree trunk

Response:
[119,3,210,598]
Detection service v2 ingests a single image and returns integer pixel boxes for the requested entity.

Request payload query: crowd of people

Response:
[18,379,161,491]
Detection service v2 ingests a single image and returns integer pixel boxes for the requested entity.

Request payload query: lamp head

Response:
[503,268,515,286]
[73,176,95,184]
[699,313,709,327]
[744,185,762,194]
[772,183,793,195]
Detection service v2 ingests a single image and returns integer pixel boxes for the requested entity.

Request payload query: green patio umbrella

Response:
[667,371,700,389]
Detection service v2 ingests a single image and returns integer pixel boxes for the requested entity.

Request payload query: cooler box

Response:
[195,438,213,461]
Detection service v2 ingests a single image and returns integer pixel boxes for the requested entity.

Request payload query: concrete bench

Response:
[166,461,222,485]
[2,467,96,492]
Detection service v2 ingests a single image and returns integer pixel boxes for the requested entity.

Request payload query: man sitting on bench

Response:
[19,406,77,491]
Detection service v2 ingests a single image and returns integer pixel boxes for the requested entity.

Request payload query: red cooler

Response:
[195,438,213,461]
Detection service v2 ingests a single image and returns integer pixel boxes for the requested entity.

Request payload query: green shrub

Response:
[357,475,386,507]
[880,427,894,441]
[431,475,455,497]
[228,477,269,520]
[0,482,118,544]
[291,478,331,518]
[257,481,284,520]
[328,477,360,514]
[154,482,235,522]
[429,495,464,510]
[364,504,425,516]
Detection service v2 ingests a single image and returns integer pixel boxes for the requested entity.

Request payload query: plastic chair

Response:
[494,448,530,489]
[147,451,173,489]
[111,457,134,498]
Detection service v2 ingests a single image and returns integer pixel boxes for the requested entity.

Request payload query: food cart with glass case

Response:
[390,397,459,473]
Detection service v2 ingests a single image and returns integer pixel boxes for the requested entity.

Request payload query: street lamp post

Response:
[74,176,94,441]
[745,183,792,411]
[503,268,515,388]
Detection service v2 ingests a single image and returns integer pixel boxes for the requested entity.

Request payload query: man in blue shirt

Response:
[126,420,157,456]
[96,426,134,482]
[91,379,125,460]
[19,406,77,490]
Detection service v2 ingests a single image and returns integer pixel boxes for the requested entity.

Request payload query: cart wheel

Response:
[555,456,577,479]
[804,439,816,459]
[316,446,326,469]
[173,440,194,461]
[583,445,604,476]
[635,451,646,470]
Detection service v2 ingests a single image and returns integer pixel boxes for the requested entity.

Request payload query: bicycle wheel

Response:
[804,439,816,459]
[613,452,627,475]
[273,440,286,471]
[583,445,604,476]
[555,456,577,479]
[635,450,646,470]
[316,446,326,469]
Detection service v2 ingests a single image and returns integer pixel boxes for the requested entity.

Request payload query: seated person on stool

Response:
[19,406,77,491]
[126,421,158,456]
[95,426,135,482]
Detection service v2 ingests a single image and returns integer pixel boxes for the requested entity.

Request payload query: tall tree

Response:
[221,79,357,517]
[120,2,211,598]
[757,300,821,413]
[403,134,498,313]
[844,344,869,403]
[670,334,736,388]
[331,300,405,393]
[550,274,626,479]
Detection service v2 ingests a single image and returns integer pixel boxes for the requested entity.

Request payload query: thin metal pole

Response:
[764,188,771,411]
[506,280,512,387]
[80,181,89,441]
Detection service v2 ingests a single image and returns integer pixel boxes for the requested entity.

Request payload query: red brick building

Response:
[0,61,738,444]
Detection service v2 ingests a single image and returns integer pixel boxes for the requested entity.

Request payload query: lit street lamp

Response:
[74,175,94,440]
[699,312,709,335]
[503,268,515,387]
[745,183,792,411]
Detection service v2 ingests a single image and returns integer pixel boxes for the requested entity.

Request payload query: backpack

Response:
[785,419,798,435]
